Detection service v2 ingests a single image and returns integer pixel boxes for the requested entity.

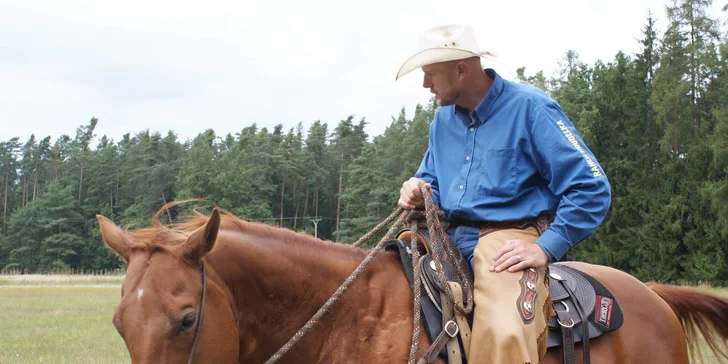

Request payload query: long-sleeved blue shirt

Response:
[415,68,611,261]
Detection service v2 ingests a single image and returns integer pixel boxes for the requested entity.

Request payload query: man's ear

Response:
[456,60,469,79]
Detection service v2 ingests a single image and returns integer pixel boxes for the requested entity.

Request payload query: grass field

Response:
[0,276,727,364]
[0,276,128,364]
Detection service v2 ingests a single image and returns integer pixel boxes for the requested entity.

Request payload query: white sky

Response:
[1,0,726,145]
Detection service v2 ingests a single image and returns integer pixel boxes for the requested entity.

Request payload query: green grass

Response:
[695,286,728,297]
[0,285,128,364]
[0,278,726,363]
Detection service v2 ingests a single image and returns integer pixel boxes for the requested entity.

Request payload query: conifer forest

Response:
[2,1,728,285]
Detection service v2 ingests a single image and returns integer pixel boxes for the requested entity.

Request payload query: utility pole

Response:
[310,216,322,239]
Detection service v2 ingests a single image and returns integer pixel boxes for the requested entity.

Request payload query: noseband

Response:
[188,260,207,364]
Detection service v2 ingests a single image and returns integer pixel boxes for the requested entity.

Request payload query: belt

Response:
[449,212,550,236]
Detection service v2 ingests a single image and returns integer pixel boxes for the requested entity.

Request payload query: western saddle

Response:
[386,228,623,364]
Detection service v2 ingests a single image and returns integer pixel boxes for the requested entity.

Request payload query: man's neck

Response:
[458,70,493,118]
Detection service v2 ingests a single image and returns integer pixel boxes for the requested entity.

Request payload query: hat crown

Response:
[395,24,491,80]
[417,24,480,53]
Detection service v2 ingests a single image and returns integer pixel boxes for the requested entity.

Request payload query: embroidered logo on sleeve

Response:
[556,120,603,177]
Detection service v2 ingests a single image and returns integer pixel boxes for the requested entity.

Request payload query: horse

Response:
[96,206,728,364]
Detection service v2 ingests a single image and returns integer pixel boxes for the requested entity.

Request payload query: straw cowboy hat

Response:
[395,24,495,80]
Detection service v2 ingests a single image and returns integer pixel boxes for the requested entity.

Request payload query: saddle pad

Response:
[572,264,624,333]
[546,263,624,349]
[548,264,596,318]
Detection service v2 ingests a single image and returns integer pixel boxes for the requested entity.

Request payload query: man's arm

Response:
[414,122,440,207]
[529,102,612,262]
[398,149,439,210]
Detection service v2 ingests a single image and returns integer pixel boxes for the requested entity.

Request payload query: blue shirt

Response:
[415,69,611,261]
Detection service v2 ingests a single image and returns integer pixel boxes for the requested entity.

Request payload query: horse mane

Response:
[124,200,363,257]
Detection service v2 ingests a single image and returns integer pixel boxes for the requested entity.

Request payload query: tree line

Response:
[1,0,727,284]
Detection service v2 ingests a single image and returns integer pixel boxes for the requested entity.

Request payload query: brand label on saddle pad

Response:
[595,295,613,328]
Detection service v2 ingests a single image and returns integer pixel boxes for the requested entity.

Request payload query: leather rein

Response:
[187,260,207,364]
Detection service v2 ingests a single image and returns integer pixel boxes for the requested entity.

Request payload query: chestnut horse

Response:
[97,207,728,364]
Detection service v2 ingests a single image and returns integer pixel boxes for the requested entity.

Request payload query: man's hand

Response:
[398,177,431,210]
[490,240,549,272]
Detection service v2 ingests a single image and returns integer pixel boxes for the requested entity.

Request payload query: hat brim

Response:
[395,48,493,80]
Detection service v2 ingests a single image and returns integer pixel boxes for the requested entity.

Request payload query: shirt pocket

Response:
[477,147,518,199]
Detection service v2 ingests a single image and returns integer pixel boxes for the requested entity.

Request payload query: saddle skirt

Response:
[384,237,624,363]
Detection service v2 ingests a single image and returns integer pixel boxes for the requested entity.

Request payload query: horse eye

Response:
[181,312,196,331]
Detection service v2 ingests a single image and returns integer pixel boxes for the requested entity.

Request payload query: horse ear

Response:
[96,215,132,263]
[180,208,221,263]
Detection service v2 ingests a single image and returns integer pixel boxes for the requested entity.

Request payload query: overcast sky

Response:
[1,0,725,145]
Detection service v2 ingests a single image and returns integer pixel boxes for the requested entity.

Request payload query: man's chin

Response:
[435,98,452,106]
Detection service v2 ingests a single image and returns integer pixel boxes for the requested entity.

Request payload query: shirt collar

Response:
[453,68,504,125]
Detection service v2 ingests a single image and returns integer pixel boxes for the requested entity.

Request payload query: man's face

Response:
[421,61,460,106]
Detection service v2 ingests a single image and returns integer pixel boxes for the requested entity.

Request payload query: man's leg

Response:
[467,227,551,364]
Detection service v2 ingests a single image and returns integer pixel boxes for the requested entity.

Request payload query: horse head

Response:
[97,208,239,364]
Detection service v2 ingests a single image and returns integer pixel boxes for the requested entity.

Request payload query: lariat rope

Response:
[264,182,473,364]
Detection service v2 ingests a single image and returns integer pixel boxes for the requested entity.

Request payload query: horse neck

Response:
[205,227,370,361]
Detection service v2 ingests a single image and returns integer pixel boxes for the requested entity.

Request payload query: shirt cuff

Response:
[536,229,570,262]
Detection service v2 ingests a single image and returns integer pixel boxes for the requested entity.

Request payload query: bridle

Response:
[187,260,207,364]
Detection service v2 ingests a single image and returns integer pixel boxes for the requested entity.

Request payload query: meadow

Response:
[0,275,726,363]
[0,275,127,364]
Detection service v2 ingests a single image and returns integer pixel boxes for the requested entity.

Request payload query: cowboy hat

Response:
[395,24,494,80]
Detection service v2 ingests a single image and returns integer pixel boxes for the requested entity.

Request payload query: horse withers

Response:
[97,207,728,363]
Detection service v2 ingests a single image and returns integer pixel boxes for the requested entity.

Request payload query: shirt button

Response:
[459,185,464,190]
[469,127,474,132]
[465,156,471,161]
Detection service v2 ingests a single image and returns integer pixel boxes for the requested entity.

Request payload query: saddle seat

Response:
[385,231,624,364]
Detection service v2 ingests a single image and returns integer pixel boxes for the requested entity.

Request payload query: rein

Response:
[187,260,207,364]
[262,182,474,364]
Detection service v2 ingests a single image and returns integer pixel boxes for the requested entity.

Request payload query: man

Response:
[395,24,611,363]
